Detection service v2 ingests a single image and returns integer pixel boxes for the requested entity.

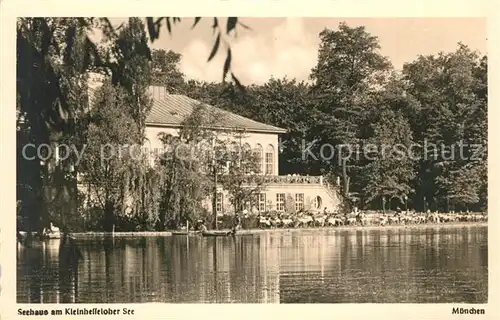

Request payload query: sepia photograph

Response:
[1,5,494,316]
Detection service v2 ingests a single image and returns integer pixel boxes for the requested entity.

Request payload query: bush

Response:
[77,206,106,231]
[241,215,259,229]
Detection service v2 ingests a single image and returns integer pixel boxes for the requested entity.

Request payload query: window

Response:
[258,193,266,212]
[143,137,152,152]
[228,142,240,169]
[276,193,285,211]
[254,144,263,173]
[295,193,304,212]
[216,193,223,213]
[312,196,322,209]
[265,144,274,175]
[241,143,251,166]
[230,142,240,158]
[242,143,251,154]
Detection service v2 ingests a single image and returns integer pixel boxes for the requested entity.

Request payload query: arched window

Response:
[143,137,152,157]
[241,143,251,166]
[230,141,240,158]
[242,143,251,154]
[216,192,223,213]
[313,196,322,210]
[254,144,263,174]
[229,141,240,169]
[265,144,274,175]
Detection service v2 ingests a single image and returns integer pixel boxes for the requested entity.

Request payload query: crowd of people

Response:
[248,207,487,229]
[176,207,487,233]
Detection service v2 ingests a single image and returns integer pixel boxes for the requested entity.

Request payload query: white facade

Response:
[145,125,280,175]
[144,124,342,214]
[84,79,342,214]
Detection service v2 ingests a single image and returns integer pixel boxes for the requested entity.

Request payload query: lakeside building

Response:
[43,74,343,220]
[144,86,342,215]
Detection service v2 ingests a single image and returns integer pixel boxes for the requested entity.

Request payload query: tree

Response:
[16,18,95,232]
[155,103,222,230]
[246,78,314,175]
[16,17,247,232]
[155,133,213,229]
[361,109,416,208]
[106,18,159,229]
[309,22,392,209]
[447,165,483,210]
[219,135,266,213]
[109,18,153,138]
[151,49,185,93]
[403,44,487,211]
[78,82,140,231]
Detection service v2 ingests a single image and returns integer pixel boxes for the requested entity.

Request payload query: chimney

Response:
[87,72,105,109]
[148,86,168,100]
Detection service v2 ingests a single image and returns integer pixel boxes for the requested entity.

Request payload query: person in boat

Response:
[41,225,51,239]
[199,221,208,233]
[50,222,60,233]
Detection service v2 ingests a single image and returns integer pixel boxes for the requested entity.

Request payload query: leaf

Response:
[238,21,250,30]
[166,18,172,35]
[212,18,218,34]
[231,72,244,91]
[115,22,125,31]
[192,17,202,29]
[146,18,158,41]
[223,48,232,82]
[154,18,165,40]
[207,33,220,62]
[227,17,237,34]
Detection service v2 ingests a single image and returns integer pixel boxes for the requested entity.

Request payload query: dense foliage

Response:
[177,26,487,213]
[16,17,245,232]
[16,18,487,233]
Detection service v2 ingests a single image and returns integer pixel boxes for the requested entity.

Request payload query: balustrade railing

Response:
[242,175,324,185]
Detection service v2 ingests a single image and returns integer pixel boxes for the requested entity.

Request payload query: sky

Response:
[106,18,487,85]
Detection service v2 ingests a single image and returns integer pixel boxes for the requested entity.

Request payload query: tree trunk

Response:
[103,193,115,232]
[342,159,350,195]
[158,190,167,231]
[159,160,176,231]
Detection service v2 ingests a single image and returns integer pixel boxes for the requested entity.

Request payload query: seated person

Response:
[199,223,208,232]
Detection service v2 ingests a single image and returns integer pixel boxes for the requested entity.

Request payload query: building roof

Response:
[146,94,287,134]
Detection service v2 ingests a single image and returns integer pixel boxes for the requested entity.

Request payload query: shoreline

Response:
[70,221,487,238]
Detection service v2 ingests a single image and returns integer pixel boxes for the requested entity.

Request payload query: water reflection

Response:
[17,226,488,303]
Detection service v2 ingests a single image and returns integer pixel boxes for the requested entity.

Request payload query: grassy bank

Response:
[70,221,487,239]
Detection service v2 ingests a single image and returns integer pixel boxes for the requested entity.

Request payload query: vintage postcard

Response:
[1,0,498,319]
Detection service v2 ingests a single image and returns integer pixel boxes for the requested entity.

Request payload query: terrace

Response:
[241,174,337,186]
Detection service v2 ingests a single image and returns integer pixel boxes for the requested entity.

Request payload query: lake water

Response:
[17,225,488,303]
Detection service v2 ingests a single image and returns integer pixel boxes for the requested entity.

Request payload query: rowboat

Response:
[201,229,235,237]
[47,222,61,238]
[45,232,62,240]
[171,221,201,236]
[18,231,61,240]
